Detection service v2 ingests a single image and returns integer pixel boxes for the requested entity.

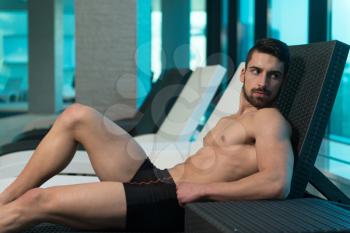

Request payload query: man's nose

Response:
[258,74,268,87]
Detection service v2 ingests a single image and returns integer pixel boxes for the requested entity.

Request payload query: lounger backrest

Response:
[131,68,192,135]
[274,41,350,198]
[190,63,245,153]
[156,65,226,142]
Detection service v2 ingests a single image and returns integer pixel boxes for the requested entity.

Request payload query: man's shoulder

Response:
[253,108,291,135]
[255,107,283,119]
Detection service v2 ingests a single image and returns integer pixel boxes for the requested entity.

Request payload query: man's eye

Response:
[251,69,259,75]
[271,74,281,79]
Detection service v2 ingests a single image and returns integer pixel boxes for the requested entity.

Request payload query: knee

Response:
[56,103,96,130]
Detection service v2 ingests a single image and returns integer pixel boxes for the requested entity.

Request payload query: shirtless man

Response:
[0,38,294,232]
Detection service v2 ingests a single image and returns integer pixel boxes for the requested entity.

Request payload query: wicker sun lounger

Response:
[186,40,350,233]
[21,40,350,232]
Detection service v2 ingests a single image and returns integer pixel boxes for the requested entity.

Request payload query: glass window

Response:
[329,0,350,140]
[238,0,255,63]
[319,0,350,181]
[0,11,28,106]
[190,0,206,70]
[0,1,76,113]
[151,0,206,82]
[63,1,76,103]
[151,0,162,82]
[268,0,309,45]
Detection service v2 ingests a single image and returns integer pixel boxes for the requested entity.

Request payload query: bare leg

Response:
[0,104,147,205]
[0,182,127,232]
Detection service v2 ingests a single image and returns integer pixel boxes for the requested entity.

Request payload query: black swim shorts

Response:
[123,159,184,232]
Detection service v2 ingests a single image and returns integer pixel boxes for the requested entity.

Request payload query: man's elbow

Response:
[263,170,291,199]
[270,178,291,199]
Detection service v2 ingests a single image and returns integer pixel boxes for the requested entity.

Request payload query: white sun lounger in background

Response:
[0,65,228,184]
[142,63,244,169]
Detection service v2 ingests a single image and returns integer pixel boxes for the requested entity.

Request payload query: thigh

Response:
[69,105,147,182]
[42,182,127,230]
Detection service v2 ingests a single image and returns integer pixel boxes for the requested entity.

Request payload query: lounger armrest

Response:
[185,198,350,233]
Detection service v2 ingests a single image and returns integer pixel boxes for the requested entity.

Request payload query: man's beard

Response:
[242,83,273,108]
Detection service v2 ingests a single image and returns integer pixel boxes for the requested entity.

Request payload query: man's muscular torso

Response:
[169,108,280,185]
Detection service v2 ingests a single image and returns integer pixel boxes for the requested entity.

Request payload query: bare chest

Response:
[204,116,254,147]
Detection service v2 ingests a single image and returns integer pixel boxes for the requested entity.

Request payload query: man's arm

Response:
[177,109,294,204]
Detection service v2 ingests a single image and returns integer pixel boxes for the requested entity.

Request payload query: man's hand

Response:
[176,182,206,207]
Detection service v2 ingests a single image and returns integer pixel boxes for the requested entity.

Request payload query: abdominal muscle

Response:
[168,144,259,185]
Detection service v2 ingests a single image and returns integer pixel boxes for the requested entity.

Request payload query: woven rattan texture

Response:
[23,223,78,233]
[186,198,350,233]
[24,224,140,233]
[275,41,350,198]
[23,223,181,233]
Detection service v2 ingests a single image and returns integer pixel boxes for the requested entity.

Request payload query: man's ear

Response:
[240,68,245,83]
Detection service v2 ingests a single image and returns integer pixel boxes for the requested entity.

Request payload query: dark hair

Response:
[245,38,290,74]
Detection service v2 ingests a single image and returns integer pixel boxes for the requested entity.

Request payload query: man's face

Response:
[240,51,285,108]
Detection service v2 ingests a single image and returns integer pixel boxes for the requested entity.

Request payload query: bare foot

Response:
[0,203,21,233]
[0,193,38,233]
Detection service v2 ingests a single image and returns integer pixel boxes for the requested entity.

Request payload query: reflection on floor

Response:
[315,138,350,195]
[318,139,350,178]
